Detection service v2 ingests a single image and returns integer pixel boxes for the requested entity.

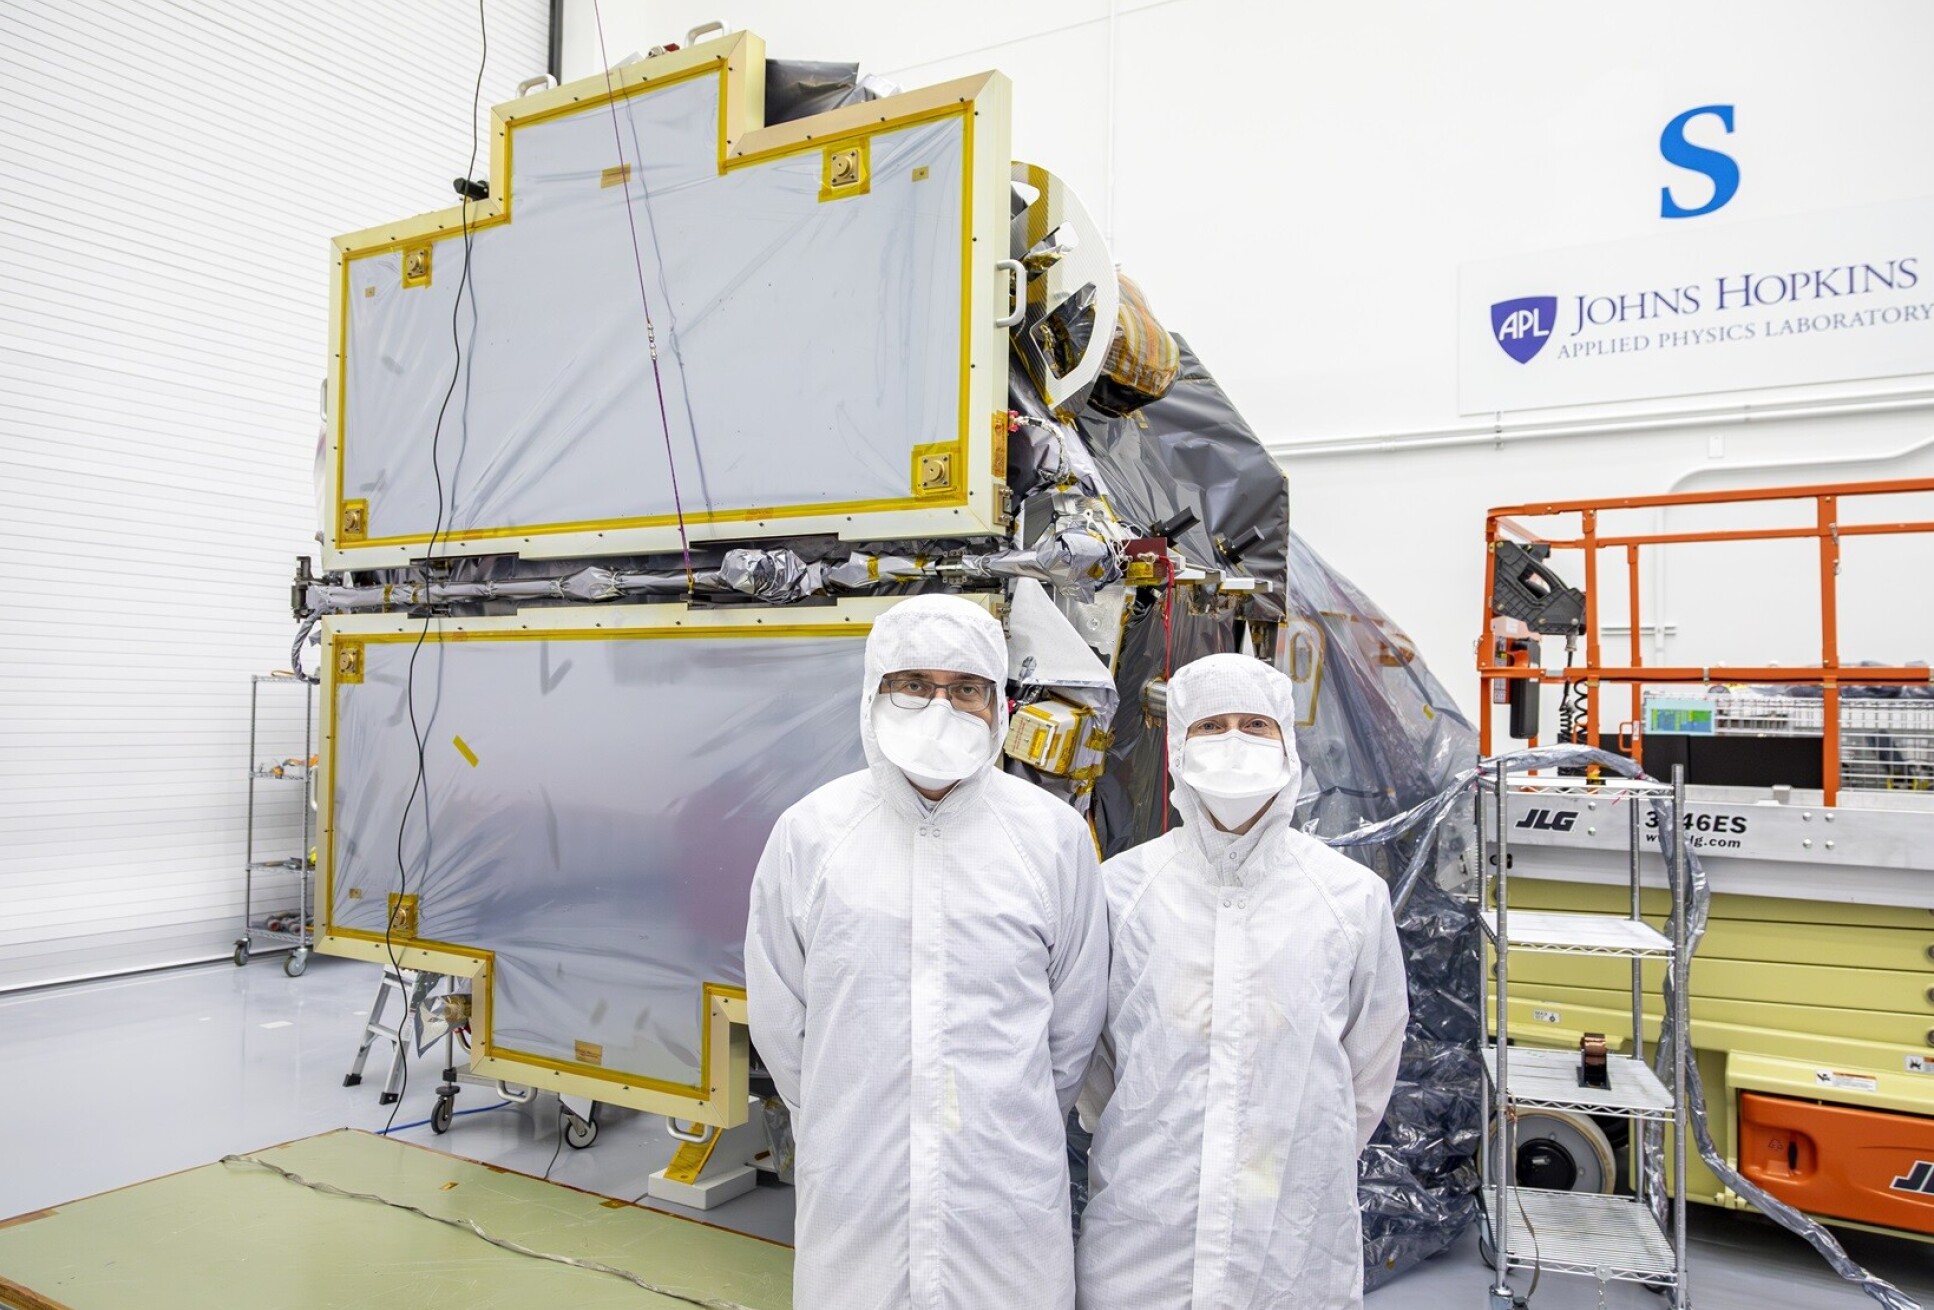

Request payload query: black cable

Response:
[379,0,488,1139]
[590,0,696,586]
[1557,649,1577,747]
[541,1108,568,1181]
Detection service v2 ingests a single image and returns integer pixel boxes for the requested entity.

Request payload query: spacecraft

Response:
[300,31,1479,1284]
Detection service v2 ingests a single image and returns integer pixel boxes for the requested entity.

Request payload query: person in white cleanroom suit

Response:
[746,593,1109,1310]
[1076,652,1408,1310]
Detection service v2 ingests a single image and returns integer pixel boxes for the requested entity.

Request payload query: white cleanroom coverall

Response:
[745,594,1110,1310]
[1076,653,1409,1310]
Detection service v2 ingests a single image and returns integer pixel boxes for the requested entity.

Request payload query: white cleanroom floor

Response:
[3,955,1931,1308]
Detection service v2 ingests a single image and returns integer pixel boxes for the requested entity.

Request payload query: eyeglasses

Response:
[880,674,997,713]
[1186,714,1283,740]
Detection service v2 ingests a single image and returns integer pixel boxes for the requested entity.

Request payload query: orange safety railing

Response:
[1477,477,1934,806]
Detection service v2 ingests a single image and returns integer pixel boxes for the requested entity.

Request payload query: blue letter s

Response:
[1659,105,1738,219]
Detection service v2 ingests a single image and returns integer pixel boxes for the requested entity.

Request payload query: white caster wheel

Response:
[564,1108,599,1150]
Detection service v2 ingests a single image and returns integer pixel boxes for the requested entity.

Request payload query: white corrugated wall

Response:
[0,0,552,990]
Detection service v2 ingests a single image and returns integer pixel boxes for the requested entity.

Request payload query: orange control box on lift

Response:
[1738,1093,1934,1235]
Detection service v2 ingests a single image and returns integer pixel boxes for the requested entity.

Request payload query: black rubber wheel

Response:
[233,942,250,967]
[430,1096,454,1135]
[1512,1110,1615,1193]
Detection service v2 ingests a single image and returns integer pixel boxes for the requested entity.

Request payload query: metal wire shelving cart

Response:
[1479,762,1692,1309]
[233,672,316,977]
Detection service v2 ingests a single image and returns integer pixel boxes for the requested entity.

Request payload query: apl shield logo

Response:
[1491,296,1557,364]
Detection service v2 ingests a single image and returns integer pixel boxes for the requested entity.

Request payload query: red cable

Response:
[592,2,695,587]
[1158,555,1176,834]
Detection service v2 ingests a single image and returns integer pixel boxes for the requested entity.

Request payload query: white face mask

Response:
[1180,731,1291,830]
[872,697,994,792]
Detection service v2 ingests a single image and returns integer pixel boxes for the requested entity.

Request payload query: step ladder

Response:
[343,966,441,1104]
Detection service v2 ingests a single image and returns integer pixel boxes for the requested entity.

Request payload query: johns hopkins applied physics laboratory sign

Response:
[1459,196,1934,414]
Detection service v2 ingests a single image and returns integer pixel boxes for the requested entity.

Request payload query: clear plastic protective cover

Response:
[324,611,869,1093]
[335,58,994,562]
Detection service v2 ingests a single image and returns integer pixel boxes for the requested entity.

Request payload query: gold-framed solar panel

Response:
[323,33,1013,570]
[314,596,963,1125]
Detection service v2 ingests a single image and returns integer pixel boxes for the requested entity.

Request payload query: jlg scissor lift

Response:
[1477,477,1934,1242]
